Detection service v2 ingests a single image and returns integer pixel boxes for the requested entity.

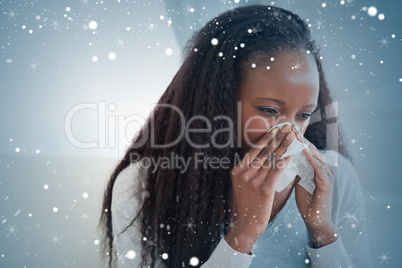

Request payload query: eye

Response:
[298,107,318,120]
[258,107,278,115]
[298,113,312,120]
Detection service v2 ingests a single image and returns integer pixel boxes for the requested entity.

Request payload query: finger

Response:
[237,127,280,169]
[324,164,331,176]
[328,166,335,182]
[247,139,282,176]
[236,128,282,179]
[304,149,333,187]
[265,124,294,159]
[303,148,325,177]
[306,144,326,164]
[302,137,319,154]
[248,124,293,171]
[291,124,304,143]
[271,127,295,161]
[290,125,325,162]
[316,155,331,175]
[309,149,335,176]
[324,161,336,176]
[247,149,273,171]
[248,155,278,187]
[329,166,335,175]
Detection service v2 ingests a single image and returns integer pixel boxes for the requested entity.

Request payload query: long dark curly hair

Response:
[98,4,352,268]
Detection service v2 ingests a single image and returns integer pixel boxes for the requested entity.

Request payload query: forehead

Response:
[238,51,320,103]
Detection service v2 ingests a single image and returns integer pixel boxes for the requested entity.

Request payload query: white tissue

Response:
[267,122,316,195]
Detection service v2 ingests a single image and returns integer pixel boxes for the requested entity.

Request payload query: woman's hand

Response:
[291,124,338,248]
[225,124,295,254]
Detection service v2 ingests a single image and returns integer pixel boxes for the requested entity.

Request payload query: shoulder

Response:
[112,161,146,205]
[112,162,142,195]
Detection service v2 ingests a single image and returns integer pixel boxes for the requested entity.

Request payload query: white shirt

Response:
[111,150,372,267]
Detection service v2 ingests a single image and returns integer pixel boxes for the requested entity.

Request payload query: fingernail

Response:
[286,131,294,140]
[270,127,279,133]
[281,124,290,133]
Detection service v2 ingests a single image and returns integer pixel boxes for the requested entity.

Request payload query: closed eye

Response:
[257,107,278,115]
[257,107,315,121]
[298,113,312,120]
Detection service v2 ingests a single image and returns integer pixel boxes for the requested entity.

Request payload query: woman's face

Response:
[237,51,320,157]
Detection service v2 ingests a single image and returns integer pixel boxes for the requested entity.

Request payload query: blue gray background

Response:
[0,0,401,267]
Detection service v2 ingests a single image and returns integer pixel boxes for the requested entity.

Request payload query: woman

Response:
[98,5,371,268]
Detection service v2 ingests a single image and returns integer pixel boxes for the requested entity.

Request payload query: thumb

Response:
[295,175,301,184]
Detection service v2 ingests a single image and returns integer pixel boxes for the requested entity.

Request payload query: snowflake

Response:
[147,23,156,31]
[270,225,280,235]
[343,212,359,222]
[116,37,126,48]
[228,218,240,231]
[313,17,325,30]
[344,0,355,6]
[49,233,62,245]
[28,60,40,73]
[5,224,18,237]
[6,8,20,20]
[48,18,61,30]
[79,212,91,222]
[378,36,391,48]
[185,4,195,14]
[378,251,391,264]
[183,218,197,232]
[79,0,91,7]
[291,59,304,73]
[219,0,236,13]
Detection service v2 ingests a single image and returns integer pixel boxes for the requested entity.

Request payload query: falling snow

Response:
[270,225,280,235]
[48,18,61,30]
[378,36,391,48]
[378,251,392,264]
[344,212,359,223]
[126,250,136,259]
[6,8,18,20]
[367,6,378,17]
[189,256,199,266]
[79,212,91,222]
[183,218,197,232]
[0,1,399,267]
[5,224,18,237]
[49,233,62,245]
[28,60,40,73]
[79,0,91,7]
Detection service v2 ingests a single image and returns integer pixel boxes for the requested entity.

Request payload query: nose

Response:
[276,119,302,133]
[276,118,295,127]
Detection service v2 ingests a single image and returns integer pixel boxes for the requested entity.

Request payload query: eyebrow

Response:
[256,97,317,108]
